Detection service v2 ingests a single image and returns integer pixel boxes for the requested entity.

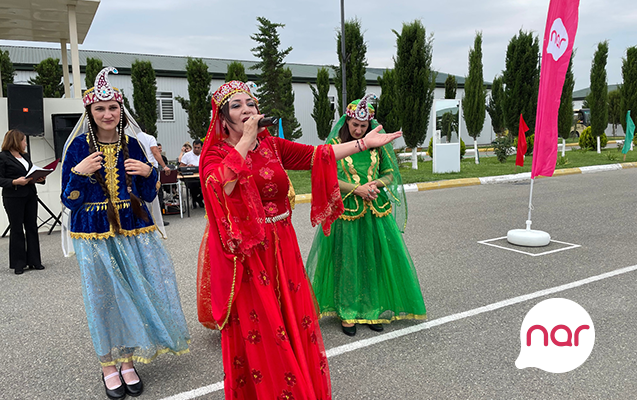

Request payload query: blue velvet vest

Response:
[61,134,159,240]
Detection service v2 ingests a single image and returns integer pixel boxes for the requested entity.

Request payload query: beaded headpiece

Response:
[212,80,258,109]
[83,67,123,107]
[346,93,377,121]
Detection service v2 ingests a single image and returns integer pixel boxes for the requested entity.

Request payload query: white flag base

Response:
[507,220,551,247]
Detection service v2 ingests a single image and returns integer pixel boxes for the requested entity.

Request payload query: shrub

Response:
[428,137,466,160]
[578,126,607,150]
[525,134,534,155]
[557,155,569,166]
[493,135,514,163]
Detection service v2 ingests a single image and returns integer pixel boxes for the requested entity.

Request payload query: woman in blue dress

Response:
[60,67,190,399]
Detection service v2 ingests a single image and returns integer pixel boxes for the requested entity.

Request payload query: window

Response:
[156,91,174,121]
[328,96,335,112]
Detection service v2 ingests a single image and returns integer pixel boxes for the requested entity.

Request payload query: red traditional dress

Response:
[198,130,342,400]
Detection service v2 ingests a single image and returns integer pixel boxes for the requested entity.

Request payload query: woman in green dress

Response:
[306,95,427,336]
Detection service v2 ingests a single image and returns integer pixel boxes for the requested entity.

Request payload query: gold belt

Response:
[265,210,290,223]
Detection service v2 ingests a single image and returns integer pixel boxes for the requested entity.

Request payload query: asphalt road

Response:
[1,168,636,399]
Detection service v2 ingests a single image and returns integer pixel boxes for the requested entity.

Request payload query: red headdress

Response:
[204,80,259,148]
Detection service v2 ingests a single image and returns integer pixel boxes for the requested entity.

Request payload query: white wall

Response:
[0,98,83,233]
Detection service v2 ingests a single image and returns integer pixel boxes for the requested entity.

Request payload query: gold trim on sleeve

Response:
[68,190,80,200]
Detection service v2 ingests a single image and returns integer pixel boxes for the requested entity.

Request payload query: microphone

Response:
[258,116,279,128]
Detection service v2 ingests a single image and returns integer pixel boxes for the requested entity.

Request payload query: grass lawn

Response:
[288,145,637,195]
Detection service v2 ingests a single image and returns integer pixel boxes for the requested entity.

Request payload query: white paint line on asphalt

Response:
[477,236,581,257]
[159,263,637,400]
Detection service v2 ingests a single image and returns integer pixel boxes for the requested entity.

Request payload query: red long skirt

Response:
[221,217,331,400]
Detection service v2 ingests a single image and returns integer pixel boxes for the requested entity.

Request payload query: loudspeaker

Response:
[7,84,44,136]
[52,113,82,160]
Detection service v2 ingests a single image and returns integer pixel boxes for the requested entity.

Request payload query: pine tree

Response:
[376,69,401,133]
[85,57,103,89]
[486,75,505,136]
[225,61,248,82]
[131,60,158,137]
[462,32,486,163]
[310,67,334,141]
[334,18,368,115]
[0,50,15,97]
[250,17,301,140]
[589,41,609,138]
[393,20,436,169]
[445,75,457,99]
[620,46,637,133]
[175,58,213,140]
[279,67,302,140]
[503,30,540,136]
[29,58,63,98]
[558,53,575,140]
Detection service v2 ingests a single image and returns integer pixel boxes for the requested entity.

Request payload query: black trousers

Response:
[187,181,203,207]
[2,193,42,270]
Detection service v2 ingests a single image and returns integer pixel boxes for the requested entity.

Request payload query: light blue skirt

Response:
[73,231,190,366]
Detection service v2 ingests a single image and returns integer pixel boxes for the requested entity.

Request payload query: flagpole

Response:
[527,178,535,227]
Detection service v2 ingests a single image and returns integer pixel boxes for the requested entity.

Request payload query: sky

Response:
[2,0,635,91]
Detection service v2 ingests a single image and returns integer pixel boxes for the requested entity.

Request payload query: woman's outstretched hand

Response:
[364,125,402,148]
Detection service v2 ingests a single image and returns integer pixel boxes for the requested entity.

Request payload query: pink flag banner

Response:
[531,0,580,178]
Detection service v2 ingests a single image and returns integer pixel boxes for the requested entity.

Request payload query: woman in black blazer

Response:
[0,129,44,275]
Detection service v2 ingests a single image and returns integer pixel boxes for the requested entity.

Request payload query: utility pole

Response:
[340,0,347,115]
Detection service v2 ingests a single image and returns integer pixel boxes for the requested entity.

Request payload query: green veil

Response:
[325,104,408,232]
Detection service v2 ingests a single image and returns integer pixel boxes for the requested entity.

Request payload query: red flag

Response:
[516,115,529,167]
[531,0,580,178]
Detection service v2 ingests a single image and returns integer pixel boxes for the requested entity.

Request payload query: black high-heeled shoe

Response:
[120,366,144,397]
[29,264,45,270]
[102,371,126,400]
[341,324,356,336]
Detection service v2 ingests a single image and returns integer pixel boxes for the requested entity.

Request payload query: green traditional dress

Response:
[306,117,427,325]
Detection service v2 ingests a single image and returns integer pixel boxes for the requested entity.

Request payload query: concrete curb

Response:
[293,161,637,205]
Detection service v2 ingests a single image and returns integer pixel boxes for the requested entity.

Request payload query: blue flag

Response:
[622,110,635,155]
[278,118,284,139]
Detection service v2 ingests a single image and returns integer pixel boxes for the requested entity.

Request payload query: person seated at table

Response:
[177,142,192,165]
[179,139,203,209]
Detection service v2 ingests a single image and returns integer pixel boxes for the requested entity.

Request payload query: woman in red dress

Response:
[197,81,401,400]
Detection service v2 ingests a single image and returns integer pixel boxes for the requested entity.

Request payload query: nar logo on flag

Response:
[547,18,569,61]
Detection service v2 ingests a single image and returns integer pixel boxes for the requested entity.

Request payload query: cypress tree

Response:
[486,75,505,136]
[620,46,637,133]
[225,61,248,82]
[251,17,301,140]
[376,69,401,133]
[393,20,436,169]
[85,57,103,89]
[608,90,622,136]
[278,67,302,140]
[131,60,158,137]
[29,58,64,98]
[444,75,457,99]
[462,32,486,164]
[558,53,575,141]
[503,30,540,136]
[334,18,367,115]
[0,50,15,97]
[589,41,609,139]
[175,57,213,140]
[310,67,334,141]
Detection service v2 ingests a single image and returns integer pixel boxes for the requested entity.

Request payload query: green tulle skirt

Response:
[306,211,426,324]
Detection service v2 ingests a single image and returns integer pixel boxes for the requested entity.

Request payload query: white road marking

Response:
[159,263,637,400]
[478,236,581,256]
